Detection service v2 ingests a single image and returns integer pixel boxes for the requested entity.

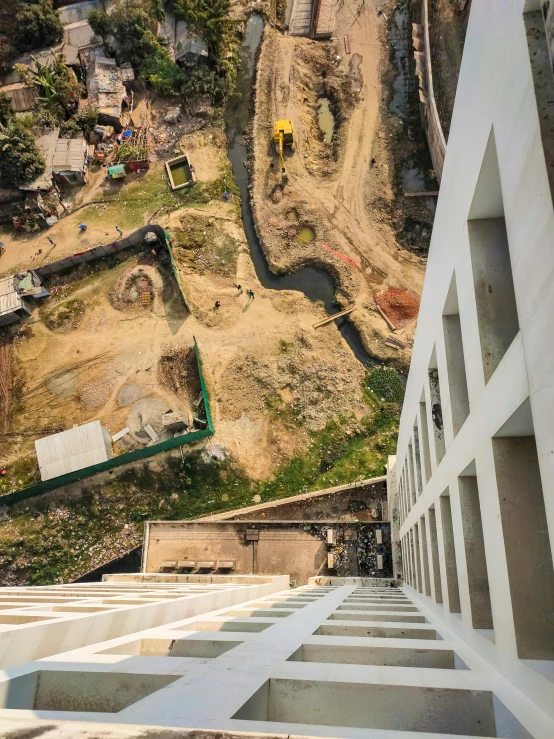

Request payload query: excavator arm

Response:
[277,131,286,173]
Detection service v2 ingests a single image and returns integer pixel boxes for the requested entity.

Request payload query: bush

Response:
[0,91,14,127]
[141,52,184,95]
[0,119,45,188]
[365,366,405,404]
[89,4,183,94]
[87,8,113,43]
[14,0,63,52]
[174,0,232,62]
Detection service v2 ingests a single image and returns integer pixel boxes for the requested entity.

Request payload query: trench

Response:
[224,14,373,366]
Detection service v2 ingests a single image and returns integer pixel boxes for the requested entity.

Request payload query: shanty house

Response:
[86,56,126,130]
[2,45,79,86]
[0,83,37,113]
[174,21,208,63]
[52,137,89,185]
[35,420,112,482]
[0,271,48,327]
[20,128,60,192]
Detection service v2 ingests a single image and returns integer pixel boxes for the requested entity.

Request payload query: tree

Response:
[16,54,82,121]
[14,0,63,53]
[0,91,15,127]
[174,0,232,61]
[87,9,113,44]
[0,118,45,188]
[141,52,184,95]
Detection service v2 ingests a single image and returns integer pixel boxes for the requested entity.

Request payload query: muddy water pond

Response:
[317,97,335,142]
[224,14,373,366]
[296,227,316,244]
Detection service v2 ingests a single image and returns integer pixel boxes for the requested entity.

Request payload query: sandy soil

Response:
[2,127,369,483]
[251,0,425,363]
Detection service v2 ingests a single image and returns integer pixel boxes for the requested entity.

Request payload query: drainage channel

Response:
[224,14,373,367]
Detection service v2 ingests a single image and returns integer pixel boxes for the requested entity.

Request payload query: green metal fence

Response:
[0,338,213,507]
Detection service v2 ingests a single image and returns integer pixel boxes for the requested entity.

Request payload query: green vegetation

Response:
[90,167,215,229]
[59,106,98,137]
[364,366,405,404]
[16,54,82,121]
[0,399,398,584]
[14,0,63,53]
[0,115,45,188]
[0,91,15,127]
[44,299,86,332]
[88,2,184,94]
[174,0,232,61]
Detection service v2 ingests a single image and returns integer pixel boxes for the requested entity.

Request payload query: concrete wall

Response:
[0,579,545,738]
[393,0,554,735]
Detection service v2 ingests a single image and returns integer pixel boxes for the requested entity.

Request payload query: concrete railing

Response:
[421,0,447,181]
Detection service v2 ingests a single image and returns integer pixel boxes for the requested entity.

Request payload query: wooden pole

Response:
[313,306,356,329]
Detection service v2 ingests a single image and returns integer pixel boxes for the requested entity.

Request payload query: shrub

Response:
[365,366,405,404]
[14,0,63,52]
[0,119,45,188]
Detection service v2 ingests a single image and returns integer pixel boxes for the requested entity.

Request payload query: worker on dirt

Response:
[214,301,221,309]
[248,289,255,300]
[237,284,243,294]
[78,224,87,232]
[116,226,123,237]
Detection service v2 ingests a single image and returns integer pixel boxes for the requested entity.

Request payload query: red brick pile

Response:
[374,287,420,327]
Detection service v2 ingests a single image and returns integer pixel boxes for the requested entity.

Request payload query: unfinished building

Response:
[0,2,552,738]
[389,0,554,737]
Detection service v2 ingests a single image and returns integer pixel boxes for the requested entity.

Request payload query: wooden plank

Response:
[344,35,351,54]
[403,190,439,197]
[313,306,356,329]
[375,304,396,331]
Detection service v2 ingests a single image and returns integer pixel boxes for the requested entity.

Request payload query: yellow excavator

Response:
[273,120,294,178]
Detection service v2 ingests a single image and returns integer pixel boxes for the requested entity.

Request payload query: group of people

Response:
[214,284,255,310]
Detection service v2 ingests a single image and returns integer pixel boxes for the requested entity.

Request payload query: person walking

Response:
[78,224,87,232]
[248,289,255,299]
[237,284,243,294]
[214,301,221,309]
[115,226,123,237]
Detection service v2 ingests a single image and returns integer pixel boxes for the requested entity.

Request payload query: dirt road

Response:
[251,0,425,361]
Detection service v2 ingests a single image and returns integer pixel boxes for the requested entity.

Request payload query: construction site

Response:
[0,0,470,584]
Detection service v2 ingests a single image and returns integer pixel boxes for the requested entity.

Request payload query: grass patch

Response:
[89,168,215,230]
[0,406,398,585]
[0,456,39,498]
[44,299,86,332]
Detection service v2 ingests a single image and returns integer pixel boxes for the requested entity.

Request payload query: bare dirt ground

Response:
[251,0,426,362]
[1,128,367,487]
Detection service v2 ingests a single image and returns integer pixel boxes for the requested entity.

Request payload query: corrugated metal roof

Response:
[0,83,36,112]
[52,138,87,172]
[174,21,208,61]
[65,21,101,49]
[20,128,60,192]
[3,45,80,85]
[0,276,21,317]
[35,420,110,482]
[86,56,125,117]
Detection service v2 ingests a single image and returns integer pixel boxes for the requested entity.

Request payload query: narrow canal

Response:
[224,14,373,367]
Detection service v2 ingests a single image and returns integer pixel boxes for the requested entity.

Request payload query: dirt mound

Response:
[159,344,201,402]
[79,379,114,410]
[374,287,420,327]
[110,266,162,311]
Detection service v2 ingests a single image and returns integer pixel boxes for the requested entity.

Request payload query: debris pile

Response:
[158,344,201,401]
[374,287,420,327]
